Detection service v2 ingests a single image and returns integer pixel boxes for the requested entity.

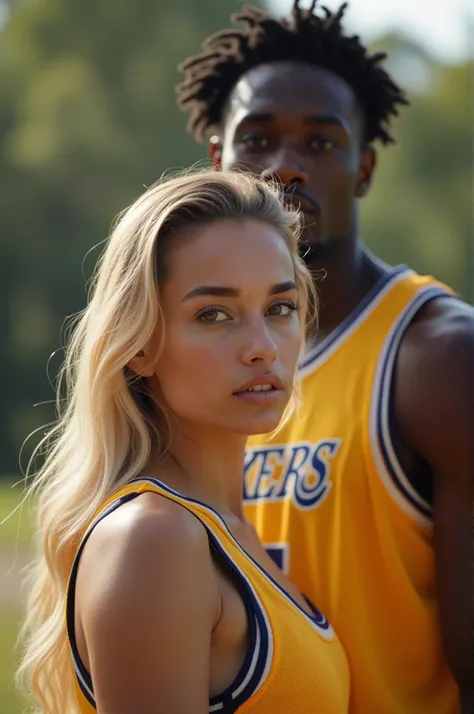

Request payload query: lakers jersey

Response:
[66,477,350,713]
[245,266,460,714]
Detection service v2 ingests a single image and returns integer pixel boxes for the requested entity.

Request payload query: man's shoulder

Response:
[395,293,474,399]
[394,295,474,452]
[400,294,474,358]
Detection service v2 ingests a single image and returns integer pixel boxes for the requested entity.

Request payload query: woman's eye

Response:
[267,301,298,317]
[197,308,229,323]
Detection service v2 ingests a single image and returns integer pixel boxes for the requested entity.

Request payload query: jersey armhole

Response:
[208,537,273,712]
[65,492,140,707]
[65,485,274,714]
[368,286,452,528]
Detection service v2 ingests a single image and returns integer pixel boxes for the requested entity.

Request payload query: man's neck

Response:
[307,243,389,346]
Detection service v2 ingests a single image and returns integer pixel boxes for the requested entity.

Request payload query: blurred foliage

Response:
[0,0,247,475]
[362,35,473,298]
[0,0,472,474]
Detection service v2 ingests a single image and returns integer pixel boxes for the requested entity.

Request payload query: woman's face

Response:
[147,218,303,437]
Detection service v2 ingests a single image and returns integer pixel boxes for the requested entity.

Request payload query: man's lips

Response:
[284,191,321,217]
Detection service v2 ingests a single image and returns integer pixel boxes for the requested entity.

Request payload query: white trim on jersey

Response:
[369,285,452,528]
[67,483,275,714]
[300,265,413,378]
[133,477,334,641]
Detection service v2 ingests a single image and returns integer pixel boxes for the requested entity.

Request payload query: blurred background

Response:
[0,0,472,710]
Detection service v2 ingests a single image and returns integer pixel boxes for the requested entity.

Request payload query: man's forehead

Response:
[225,61,358,122]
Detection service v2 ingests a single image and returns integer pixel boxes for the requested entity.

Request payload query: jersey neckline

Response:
[131,476,333,639]
[300,264,411,375]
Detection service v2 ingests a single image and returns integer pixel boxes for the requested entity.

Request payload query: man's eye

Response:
[309,137,335,152]
[238,134,270,151]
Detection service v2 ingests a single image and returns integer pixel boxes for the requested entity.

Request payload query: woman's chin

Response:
[241,414,284,437]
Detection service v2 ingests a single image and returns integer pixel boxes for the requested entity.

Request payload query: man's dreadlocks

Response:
[176,0,408,145]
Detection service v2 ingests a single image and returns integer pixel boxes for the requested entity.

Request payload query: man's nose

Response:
[261,147,309,189]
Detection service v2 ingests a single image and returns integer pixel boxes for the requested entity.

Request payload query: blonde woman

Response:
[18,170,349,714]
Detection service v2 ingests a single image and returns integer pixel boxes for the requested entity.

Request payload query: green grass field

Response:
[0,609,22,714]
[0,478,32,714]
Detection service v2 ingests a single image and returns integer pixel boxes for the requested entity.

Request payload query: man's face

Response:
[213,61,376,263]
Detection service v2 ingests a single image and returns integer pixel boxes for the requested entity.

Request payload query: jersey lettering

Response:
[244,439,341,510]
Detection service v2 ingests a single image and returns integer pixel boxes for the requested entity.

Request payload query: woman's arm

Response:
[75,494,220,714]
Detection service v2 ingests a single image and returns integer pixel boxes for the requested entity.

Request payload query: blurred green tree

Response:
[362,37,473,302]
[0,0,246,474]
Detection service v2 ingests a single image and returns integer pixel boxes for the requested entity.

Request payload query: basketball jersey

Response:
[244,266,460,714]
[66,476,350,713]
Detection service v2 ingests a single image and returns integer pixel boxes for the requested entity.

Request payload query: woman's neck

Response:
[149,422,248,521]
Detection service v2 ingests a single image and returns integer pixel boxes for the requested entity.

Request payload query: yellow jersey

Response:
[66,476,350,713]
[245,266,460,714]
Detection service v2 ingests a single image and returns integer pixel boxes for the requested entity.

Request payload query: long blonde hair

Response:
[17,169,315,713]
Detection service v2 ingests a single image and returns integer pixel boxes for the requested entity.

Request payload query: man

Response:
[176,2,474,712]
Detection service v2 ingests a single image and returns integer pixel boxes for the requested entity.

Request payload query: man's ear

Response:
[209,135,222,170]
[355,146,376,198]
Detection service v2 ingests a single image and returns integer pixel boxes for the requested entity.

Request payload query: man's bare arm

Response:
[395,298,474,711]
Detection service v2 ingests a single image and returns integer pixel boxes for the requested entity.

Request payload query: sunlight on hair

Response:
[176,0,408,145]
[16,167,316,713]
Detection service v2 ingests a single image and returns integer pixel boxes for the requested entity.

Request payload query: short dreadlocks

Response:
[176,1,408,145]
